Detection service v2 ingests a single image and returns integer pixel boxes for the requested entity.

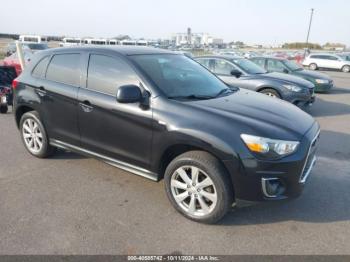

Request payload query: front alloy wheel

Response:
[170,166,217,217]
[164,151,234,224]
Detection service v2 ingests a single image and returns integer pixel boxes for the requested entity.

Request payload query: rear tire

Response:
[259,88,281,98]
[342,65,350,73]
[164,151,234,224]
[309,63,318,70]
[0,105,8,114]
[19,111,56,158]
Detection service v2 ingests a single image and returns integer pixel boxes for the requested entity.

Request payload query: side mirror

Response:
[230,69,242,78]
[116,85,142,103]
[283,68,289,73]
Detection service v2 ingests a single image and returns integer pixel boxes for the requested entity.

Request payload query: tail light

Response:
[12,79,19,89]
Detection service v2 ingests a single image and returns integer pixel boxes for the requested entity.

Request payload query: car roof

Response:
[37,46,175,56]
[194,55,243,60]
[309,53,339,56]
[252,56,286,61]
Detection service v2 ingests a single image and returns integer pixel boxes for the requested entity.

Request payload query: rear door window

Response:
[32,56,50,78]
[252,58,266,68]
[326,55,339,61]
[196,58,210,68]
[87,54,140,96]
[213,59,236,76]
[46,54,81,86]
[311,55,324,59]
[267,60,287,73]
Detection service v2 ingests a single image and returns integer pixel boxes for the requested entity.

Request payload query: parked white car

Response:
[303,53,350,73]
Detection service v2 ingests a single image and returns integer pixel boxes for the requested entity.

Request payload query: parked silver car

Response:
[302,53,350,73]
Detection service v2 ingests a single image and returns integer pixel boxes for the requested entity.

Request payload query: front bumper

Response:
[314,81,333,92]
[284,89,315,107]
[223,123,320,202]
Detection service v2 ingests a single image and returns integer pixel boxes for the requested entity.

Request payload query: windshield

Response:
[131,54,230,99]
[283,60,303,71]
[230,58,266,74]
[339,54,350,61]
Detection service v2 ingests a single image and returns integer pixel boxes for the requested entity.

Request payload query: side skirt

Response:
[50,139,159,182]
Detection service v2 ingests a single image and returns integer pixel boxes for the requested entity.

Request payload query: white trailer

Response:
[60,37,82,47]
[19,35,47,43]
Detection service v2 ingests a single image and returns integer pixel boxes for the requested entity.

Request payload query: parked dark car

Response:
[0,65,17,113]
[250,57,333,92]
[13,47,320,223]
[194,55,315,107]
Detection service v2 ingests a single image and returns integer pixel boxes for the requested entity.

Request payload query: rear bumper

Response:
[223,123,320,202]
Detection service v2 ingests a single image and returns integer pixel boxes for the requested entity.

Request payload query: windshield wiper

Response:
[215,88,234,98]
[168,94,215,100]
[293,68,303,72]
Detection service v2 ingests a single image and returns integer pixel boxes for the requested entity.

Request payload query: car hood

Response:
[257,72,315,88]
[293,69,332,81]
[189,89,316,140]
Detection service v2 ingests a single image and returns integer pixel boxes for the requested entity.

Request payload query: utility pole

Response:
[305,8,314,49]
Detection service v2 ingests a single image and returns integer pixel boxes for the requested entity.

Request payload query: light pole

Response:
[305,8,314,50]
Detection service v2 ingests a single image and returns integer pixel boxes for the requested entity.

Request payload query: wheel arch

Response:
[256,86,282,98]
[156,142,235,183]
[15,105,36,129]
[341,64,350,72]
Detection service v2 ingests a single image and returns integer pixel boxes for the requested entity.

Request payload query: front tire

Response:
[309,63,318,70]
[164,151,234,224]
[0,105,8,114]
[259,88,281,98]
[19,111,56,158]
[342,65,350,73]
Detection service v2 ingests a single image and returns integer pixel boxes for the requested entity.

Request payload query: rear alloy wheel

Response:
[259,88,281,98]
[164,151,234,224]
[309,63,318,70]
[20,111,56,158]
[342,65,350,73]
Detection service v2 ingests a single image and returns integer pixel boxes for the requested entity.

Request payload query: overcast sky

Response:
[1,0,349,46]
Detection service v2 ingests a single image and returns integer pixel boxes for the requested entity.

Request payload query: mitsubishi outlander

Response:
[13,47,320,223]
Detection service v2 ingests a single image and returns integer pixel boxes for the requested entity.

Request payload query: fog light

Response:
[262,178,286,198]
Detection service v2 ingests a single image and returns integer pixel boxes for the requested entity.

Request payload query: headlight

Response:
[315,79,329,84]
[283,84,303,92]
[241,134,299,158]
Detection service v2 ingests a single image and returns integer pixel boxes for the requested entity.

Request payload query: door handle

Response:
[36,86,47,97]
[79,101,93,113]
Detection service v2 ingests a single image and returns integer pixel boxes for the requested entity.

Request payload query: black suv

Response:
[14,47,320,223]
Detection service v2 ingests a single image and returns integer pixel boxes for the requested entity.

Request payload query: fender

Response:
[151,128,239,175]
